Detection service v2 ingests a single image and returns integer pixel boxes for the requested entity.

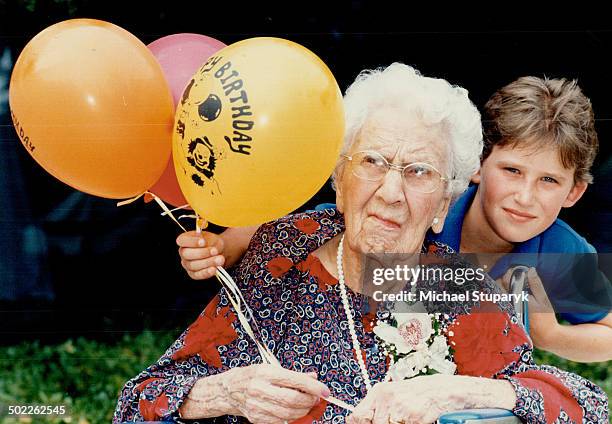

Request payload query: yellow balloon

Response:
[173,37,344,227]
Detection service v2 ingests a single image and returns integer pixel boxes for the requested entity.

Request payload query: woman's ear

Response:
[335,181,345,214]
[563,181,588,208]
[431,195,452,233]
[470,168,481,184]
[334,165,346,213]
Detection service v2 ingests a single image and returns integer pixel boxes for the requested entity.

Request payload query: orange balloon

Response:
[9,19,174,199]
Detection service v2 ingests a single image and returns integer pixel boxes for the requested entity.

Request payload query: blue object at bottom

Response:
[438,408,519,423]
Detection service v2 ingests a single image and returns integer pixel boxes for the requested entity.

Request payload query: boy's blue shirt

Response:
[428,184,609,324]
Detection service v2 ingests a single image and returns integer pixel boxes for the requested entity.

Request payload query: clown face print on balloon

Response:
[187,136,217,186]
[175,74,227,195]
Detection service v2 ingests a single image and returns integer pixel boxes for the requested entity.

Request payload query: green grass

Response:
[0,332,609,424]
[0,330,180,424]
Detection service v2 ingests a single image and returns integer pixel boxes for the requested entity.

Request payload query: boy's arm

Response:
[531,311,612,362]
[221,226,259,266]
[525,268,612,362]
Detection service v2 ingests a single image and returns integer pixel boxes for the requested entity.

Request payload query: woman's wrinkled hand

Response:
[347,374,515,424]
[177,230,226,280]
[347,376,454,424]
[223,364,330,424]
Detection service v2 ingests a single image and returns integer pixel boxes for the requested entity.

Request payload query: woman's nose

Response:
[377,168,405,204]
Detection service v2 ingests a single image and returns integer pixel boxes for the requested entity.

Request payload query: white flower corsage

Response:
[373,312,456,381]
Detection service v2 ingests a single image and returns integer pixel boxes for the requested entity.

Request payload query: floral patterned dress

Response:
[113,209,609,423]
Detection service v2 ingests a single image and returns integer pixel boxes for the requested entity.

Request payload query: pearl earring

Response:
[432,217,439,226]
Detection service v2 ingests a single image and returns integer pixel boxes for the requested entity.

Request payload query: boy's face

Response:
[472,144,587,244]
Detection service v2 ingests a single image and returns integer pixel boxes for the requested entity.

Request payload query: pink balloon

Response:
[148,33,227,106]
[147,33,226,207]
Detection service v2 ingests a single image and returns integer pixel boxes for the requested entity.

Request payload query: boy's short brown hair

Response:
[482,76,598,184]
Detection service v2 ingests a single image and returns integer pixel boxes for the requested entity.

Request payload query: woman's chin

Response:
[360,236,400,254]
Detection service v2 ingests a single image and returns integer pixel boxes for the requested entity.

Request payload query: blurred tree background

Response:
[0,1,610,423]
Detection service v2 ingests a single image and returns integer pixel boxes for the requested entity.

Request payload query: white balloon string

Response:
[325,397,355,412]
[116,192,145,207]
[176,214,205,235]
[116,191,187,232]
[215,266,279,366]
[160,204,190,217]
[150,195,186,232]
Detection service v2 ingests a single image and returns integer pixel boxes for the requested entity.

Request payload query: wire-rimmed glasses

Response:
[343,150,448,194]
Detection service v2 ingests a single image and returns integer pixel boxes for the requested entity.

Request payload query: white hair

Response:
[333,63,483,199]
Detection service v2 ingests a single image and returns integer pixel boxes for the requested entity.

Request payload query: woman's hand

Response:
[224,365,329,423]
[347,375,516,424]
[177,230,226,280]
[183,364,330,423]
[347,376,450,424]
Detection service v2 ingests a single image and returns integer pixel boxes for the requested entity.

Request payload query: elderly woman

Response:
[114,64,608,423]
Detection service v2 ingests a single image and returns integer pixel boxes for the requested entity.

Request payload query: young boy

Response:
[428,76,611,362]
[177,76,612,362]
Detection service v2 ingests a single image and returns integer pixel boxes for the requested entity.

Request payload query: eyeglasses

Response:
[343,150,448,194]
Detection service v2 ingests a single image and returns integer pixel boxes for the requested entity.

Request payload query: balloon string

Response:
[195,214,207,234]
[160,204,190,217]
[216,266,280,366]
[176,214,209,235]
[214,266,353,412]
[116,191,187,232]
[116,192,145,207]
[149,194,187,232]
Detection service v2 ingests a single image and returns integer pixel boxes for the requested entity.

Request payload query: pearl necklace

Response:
[337,234,373,391]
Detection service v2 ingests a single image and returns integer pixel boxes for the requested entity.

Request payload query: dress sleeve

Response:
[446,301,609,423]
[112,293,260,423]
